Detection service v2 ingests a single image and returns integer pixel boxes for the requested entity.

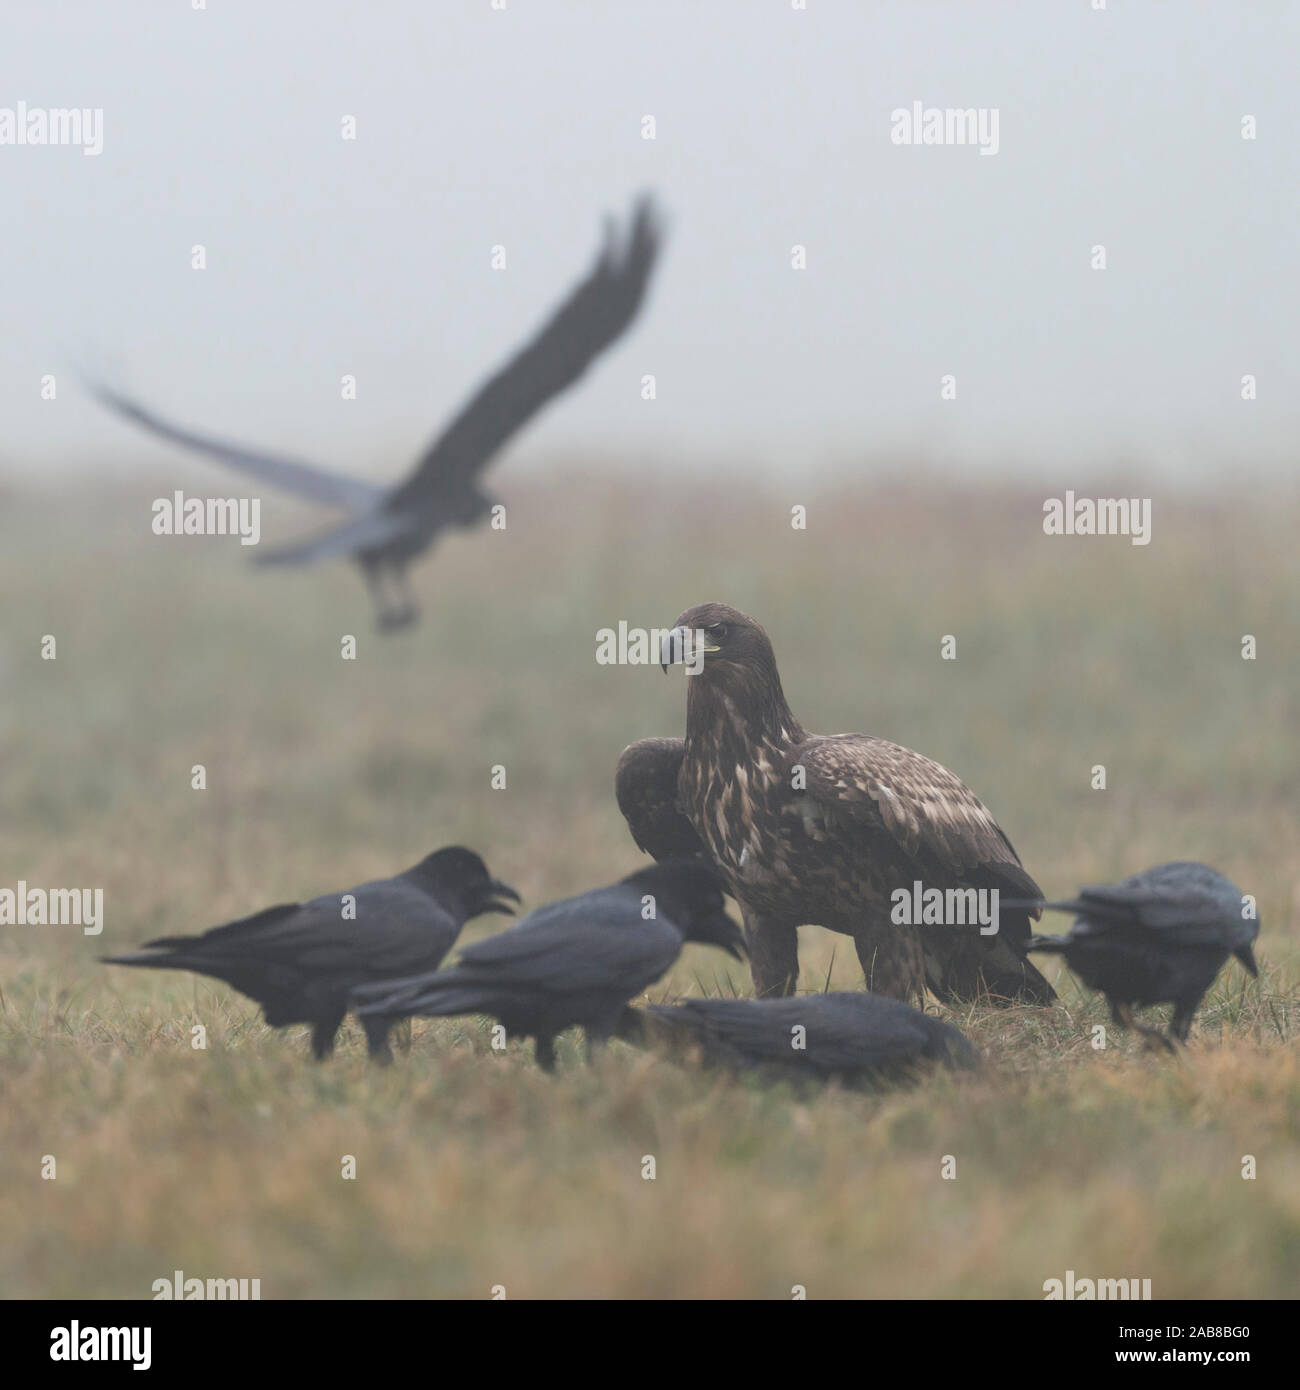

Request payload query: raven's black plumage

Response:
[1021,861,1259,1047]
[353,861,745,1071]
[618,992,978,1085]
[617,603,1054,1008]
[102,847,518,1061]
[86,197,662,630]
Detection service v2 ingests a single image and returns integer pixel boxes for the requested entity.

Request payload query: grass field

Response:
[3,470,1298,1299]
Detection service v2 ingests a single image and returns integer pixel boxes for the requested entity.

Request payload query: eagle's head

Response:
[661,603,796,738]
[660,602,774,677]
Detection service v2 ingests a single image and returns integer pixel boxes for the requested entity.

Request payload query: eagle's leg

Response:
[534,1034,558,1072]
[848,913,926,1003]
[743,907,799,998]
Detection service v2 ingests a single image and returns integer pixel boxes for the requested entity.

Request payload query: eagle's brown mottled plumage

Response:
[615,603,1055,1006]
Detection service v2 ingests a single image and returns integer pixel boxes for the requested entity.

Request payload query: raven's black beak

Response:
[485,880,522,915]
[1235,943,1258,978]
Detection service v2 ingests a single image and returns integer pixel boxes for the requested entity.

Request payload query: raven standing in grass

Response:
[102,847,518,1062]
[618,992,978,1085]
[86,197,662,630]
[1021,862,1259,1048]
[353,861,745,1071]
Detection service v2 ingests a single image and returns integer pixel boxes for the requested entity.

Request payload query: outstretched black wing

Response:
[85,380,381,512]
[384,196,662,514]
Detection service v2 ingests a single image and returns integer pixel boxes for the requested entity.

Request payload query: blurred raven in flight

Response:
[87,197,663,630]
[353,861,745,1071]
[102,847,518,1061]
[1021,861,1259,1048]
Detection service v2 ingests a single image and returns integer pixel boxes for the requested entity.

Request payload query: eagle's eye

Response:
[707,623,728,642]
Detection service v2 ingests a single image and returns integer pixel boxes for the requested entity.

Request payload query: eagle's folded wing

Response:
[615,737,714,865]
[791,734,1055,1004]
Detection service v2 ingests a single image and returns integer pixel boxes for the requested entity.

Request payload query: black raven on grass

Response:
[1019,862,1259,1049]
[353,861,745,1071]
[86,197,663,631]
[102,847,518,1062]
[618,992,978,1086]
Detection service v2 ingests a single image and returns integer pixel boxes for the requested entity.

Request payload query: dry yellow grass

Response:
[1,471,1297,1298]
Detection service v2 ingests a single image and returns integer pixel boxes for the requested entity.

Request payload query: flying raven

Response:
[618,991,978,1085]
[352,860,745,1071]
[617,603,1055,1007]
[87,197,663,630]
[102,847,518,1061]
[1020,861,1259,1048]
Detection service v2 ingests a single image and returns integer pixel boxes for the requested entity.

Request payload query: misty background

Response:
[1,0,1296,488]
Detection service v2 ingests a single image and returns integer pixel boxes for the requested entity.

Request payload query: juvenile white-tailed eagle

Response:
[616,603,1055,1006]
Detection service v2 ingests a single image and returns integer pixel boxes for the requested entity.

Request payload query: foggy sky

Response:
[1,1,1296,487]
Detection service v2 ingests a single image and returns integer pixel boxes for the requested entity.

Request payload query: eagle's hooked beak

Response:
[660,626,719,673]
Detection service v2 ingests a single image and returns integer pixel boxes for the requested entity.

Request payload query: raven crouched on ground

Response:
[618,991,979,1086]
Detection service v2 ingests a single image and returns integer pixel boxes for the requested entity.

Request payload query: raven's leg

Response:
[390,566,419,629]
[373,564,417,631]
[534,1034,558,1072]
[744,906,799,998]
[361,1014,395,1065]
[361,558,396,629]
[848,911,926,1003]
[310,1009,346,1061]
[1114,1001,1177,1053]
[1170,994,1203,1045]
